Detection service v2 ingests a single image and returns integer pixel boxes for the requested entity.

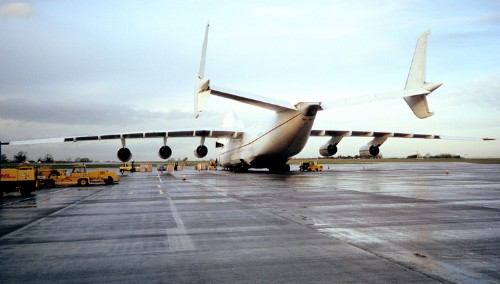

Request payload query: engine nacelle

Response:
[158,146,172,160]
[359,144,380,158]
[117,147,132,162]
[319,143,337,157]
[194,145,208,158]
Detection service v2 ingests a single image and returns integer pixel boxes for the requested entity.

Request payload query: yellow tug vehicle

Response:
[299,160,323,172]
[119,161,136,174]
[44,165,119,188]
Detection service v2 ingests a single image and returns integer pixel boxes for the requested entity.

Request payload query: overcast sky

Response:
[1,0,499,162]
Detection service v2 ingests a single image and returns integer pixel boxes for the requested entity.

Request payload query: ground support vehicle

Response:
[1,166,41,196]
[208,160,217,170]
[38,166,66,179]
[45,165,119,188]
[119,162,135,174]
[299,161,323,172]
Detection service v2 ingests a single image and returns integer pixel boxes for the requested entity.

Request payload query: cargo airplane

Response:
[1,25,494,172]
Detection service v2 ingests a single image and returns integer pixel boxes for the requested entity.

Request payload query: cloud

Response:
[0,97,195,126]
[469,75,500,110]
[252,5,311,17]
[441,74,500,111]
[444,12,500,25]
[478,12,500,24]
[0,1,498,160]
[0,2,32,18]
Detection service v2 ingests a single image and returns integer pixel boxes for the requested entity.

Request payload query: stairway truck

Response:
[1,166,40,196]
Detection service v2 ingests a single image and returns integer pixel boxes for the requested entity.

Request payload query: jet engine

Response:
[194,145,208,158]
[158,146,172,160]
[319,143,338,157]
[359,144,380,158]
[117,147,132,162]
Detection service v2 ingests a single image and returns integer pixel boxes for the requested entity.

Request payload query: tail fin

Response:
[406,30,430,90]
[195,23,211,118]
[404,29,442,119]
[193,23,296,116]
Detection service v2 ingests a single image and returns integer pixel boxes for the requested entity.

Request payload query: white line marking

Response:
[164,184,194,252]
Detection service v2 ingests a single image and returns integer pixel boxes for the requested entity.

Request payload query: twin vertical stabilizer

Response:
[195,25,441,120]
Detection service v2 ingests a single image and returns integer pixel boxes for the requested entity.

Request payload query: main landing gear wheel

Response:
[45,179,55,188]
[105,177,113,185]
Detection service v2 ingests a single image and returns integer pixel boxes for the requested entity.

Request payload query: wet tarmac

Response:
[1,162,499,283]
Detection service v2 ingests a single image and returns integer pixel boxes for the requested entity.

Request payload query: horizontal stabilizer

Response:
[193,23,296,116]
[322,87,430,109]
[210,85,296,112]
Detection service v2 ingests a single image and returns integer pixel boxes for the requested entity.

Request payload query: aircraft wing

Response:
[310,130,494,141]
[310,129,494,157]
[2,128,243,146]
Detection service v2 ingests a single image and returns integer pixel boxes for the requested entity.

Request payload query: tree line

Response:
[1,152,92,164]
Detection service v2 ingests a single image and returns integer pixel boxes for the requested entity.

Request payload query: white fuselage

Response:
[217,105,320,169]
